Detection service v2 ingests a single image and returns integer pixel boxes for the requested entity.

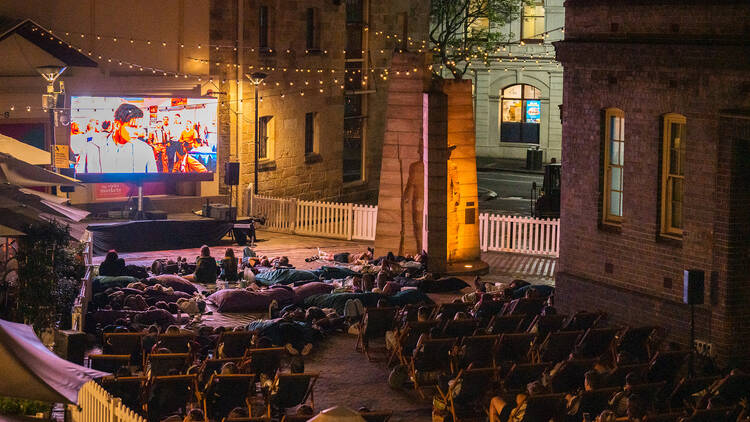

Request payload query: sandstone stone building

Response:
[210,0,429,207]
[555,0,750,367]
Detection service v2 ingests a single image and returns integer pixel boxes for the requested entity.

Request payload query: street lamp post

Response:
[245,72,267,195]
[36,65,67,172]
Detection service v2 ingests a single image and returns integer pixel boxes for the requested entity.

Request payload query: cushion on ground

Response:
[310,266,360,280]
[385,289,434,307]
[254,268,318,286]
[421,277,471,293]
[92,276,139,293]
[303,292,384,314]
[146,274,199,294]
[292,282,335,303]
[208,287,295,312]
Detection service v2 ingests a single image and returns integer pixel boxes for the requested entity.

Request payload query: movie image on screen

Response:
[69,96,217,181]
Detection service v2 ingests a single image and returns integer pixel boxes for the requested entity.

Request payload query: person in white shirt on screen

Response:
[76,104,158,173]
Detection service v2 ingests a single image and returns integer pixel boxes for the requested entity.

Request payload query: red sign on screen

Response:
[95,182,168,199]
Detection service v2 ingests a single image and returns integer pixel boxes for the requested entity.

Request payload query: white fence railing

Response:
[250,193,378,241]
[479,214,560,257]
[68,380,146,422]
[250,193,559,257]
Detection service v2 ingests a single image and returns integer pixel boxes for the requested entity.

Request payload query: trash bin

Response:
[526,148,543,171]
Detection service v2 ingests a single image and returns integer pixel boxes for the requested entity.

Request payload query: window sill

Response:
[598,222,622,234]
[304,153,323,164]
[305,48,323,55]
[657,233,683,247]
[258,160,276,172]
[520,38,545,44]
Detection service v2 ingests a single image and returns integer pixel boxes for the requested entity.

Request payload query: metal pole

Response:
[254,85,259,195]
[137,184,144,219]
[689,304,695,378]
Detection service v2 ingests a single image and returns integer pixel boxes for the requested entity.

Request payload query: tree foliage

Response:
[15,221,84,331]
[430,0,527,79]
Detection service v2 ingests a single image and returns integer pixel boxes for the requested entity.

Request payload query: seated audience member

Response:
[99,250,126,276]
[226,407,249,419]
[566,370,602,415]
[219,248,239,282]
[596,410,617,422]
[609,372,641,417]
[183,408,205,422]
[247,316,321,356]
[184,245,218,284]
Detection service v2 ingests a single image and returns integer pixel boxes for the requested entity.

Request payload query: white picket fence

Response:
[68,380,146,422]
[250,193,378,241]
[479,214,560,257]
[249,193,559,257]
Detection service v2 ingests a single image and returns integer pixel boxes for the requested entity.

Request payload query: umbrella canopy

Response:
[0,153,80,187]
[0,206,89,243]
[308,406,366,422]
[0,224,26,237]
[0,318,109,403]
[0,133,51,166]
[0,184,89,222]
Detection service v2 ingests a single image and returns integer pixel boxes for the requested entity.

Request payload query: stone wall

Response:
[209,0,429,209]
[556,0,750,366]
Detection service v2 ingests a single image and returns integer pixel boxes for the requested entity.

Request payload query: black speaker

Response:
[59,167,75,193]
[683,269,705,305]
[224,162,240,186]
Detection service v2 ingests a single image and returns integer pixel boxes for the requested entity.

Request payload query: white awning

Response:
[0,133,51,165]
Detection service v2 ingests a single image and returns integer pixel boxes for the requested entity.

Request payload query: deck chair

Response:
[400,304,436,322]
[146,374,198,422]
[216,330,255,358]
[526,314,567,341]
[103,332,143,366]
[442,368,498,422]
[98,375,147,415]
[484,314,525,335]
[197,358,243,389]
[89,354,131,373]
[576,327,619,360]
[410,337,457,398]
[225,418,271,422]
[388,320,441,367]
[268,373,319,418]
[502,362,551,392]
[442,319,479,339]
[617,326,657,362]
[356,306,398,360]
[667,376,720,411]
[534,330,584,363]
[562,311,603,332]
[522,393,565,422]
[148,352,191,376]
[647,350,688,384]
[681,407,735,422]
[359,411,393,422]
[573,387,620,419]
[643,412,687,422]
[493,333,536,364]
[603,363,649,388]
[202,373,257,421]
[458,335,499,369]
[629,381,668,413]
[157,333,193,354]
[547,358,597,393]
[242,347,285,380]
[431,302,471,320]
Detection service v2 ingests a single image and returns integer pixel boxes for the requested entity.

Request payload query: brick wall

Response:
[556,0,750,367]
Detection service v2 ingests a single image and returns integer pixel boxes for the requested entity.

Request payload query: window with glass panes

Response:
[660,114,686,237]
[522,0,545,42]
[603,108,624,224]
[258,116,272,160]
[500,84,541,143]
[343,0,366,183]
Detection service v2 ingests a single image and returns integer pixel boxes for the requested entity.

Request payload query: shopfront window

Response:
[500,84,541,143]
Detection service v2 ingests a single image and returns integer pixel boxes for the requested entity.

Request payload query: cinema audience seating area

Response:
[84,248,749,422]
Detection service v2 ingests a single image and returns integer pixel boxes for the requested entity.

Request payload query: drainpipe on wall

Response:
[236,0,244,212]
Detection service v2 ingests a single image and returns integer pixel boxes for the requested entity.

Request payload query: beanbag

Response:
[255,269,317,286]
[303,292,383,314]
[146,274,199,294]
[208,287,295,312]
[122,265,149,280]
[310,266,360,280]
[421,277,470,293]
[293,282,335,303]
[92,276,139,293]
[385,289,433,308]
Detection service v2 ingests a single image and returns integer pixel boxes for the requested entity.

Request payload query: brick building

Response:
[555,0,750,367]
[209,0,429,207]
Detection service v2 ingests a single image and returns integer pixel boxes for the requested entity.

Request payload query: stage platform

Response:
[87,214,245,255]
